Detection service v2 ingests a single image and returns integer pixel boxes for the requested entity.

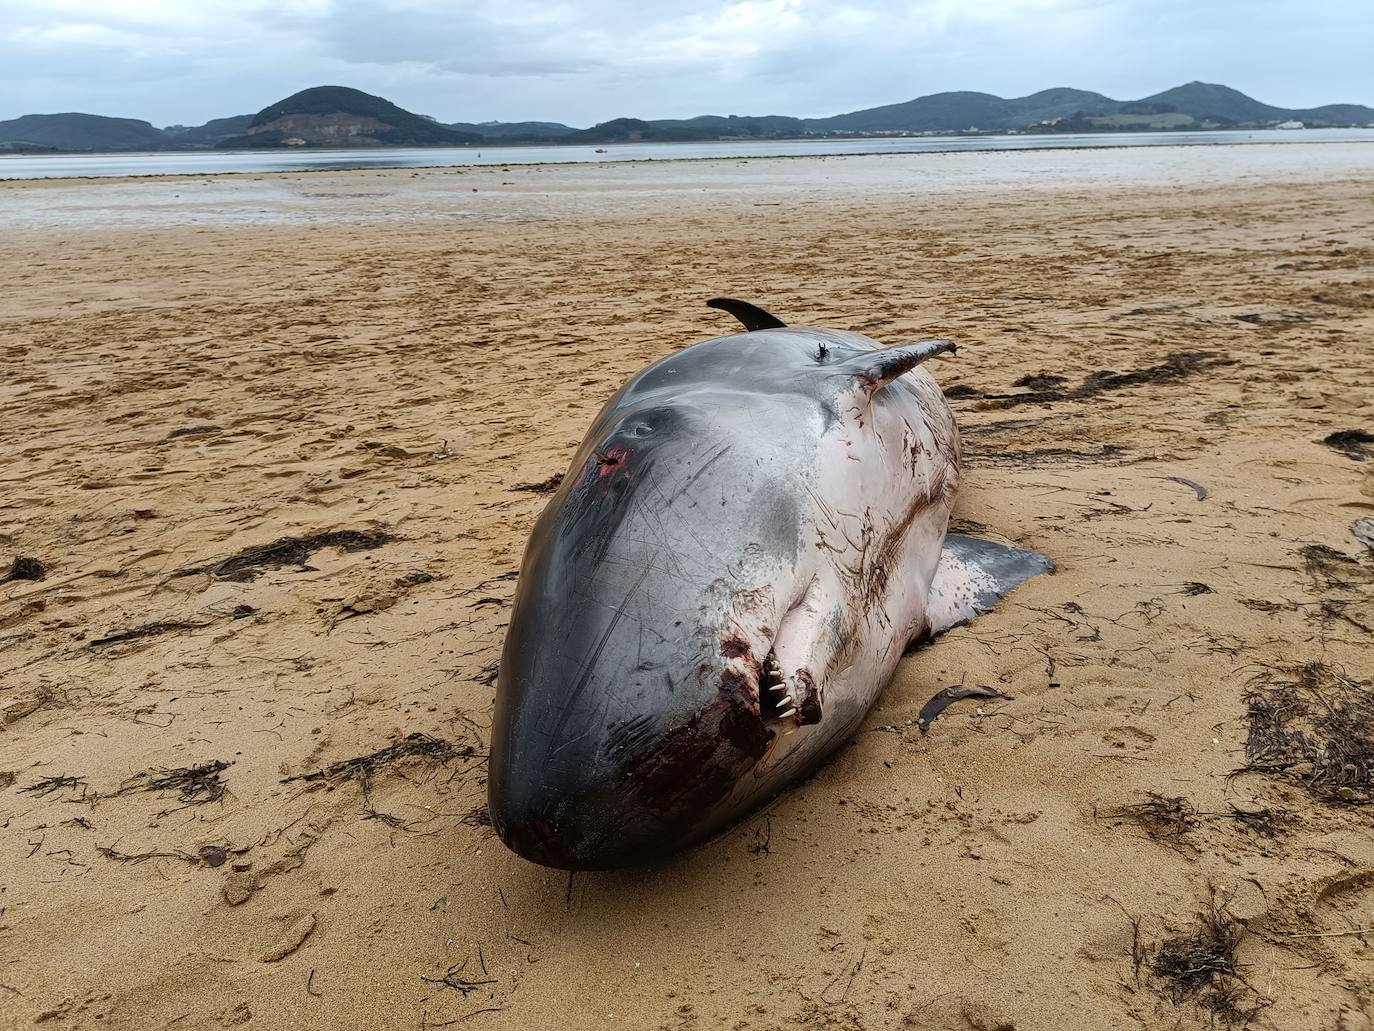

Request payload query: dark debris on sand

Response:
[1242,662,1374,805]
[1011,372,1069,390]
[915,685,1009,732]
[120,760,232,813]
[174,530,396,582]
[510,474,564,494]
[1322,429,1374,462]
[19,774,91,801]
[1300,544,1369,591]
[1099,792,1198,845]
[1098,793,1288,851]
[166,424,222,439]
[976,351,1236,411]
[1,556,46,583]
[964,443,1128,468]
[460,804,492,828]
[89,620,207,648]
[281,732,477,789]
[1149,892,1267,1025]
[420,960,497,995]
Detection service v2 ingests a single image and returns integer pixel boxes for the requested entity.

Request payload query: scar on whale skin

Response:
[795,669,822,725]
[720,633,752,661]
[594,447,630,477]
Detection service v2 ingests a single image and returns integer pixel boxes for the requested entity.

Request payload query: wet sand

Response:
[2,146,1374,1030]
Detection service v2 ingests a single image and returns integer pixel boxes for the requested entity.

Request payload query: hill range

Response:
[1,82,1370,153]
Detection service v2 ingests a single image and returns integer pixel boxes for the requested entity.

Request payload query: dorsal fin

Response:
[835,339,956,393]
[706,297,786,331]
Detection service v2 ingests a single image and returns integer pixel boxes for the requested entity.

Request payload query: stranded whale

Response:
[489,299,1051,869]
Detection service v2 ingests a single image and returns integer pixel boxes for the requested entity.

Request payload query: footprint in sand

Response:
[1103,725,1156,750]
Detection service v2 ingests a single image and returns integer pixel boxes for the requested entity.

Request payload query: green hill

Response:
[561,118,721,143]
[3,81,1370,153]
[448,120,577,139]
[807,91,1009,132]
[802,88,1118,132]
[1132,82,1286,123]
[1006,88,1122,122]
[808,82,1374,133]
[0,113,167,151]
[1298,103,1374,123]
[217,86,481,148]
[164,114,253,147]
[647,114,805,138]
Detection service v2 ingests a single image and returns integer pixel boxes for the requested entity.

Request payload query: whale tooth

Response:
[769,683,789,693]
[778,706,797,719]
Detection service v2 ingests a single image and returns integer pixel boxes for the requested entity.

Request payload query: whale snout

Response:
[488,774,666,870]
[487,782,621,870]
[488,667,774,870]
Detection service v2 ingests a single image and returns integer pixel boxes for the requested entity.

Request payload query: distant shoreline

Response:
[4,126,1373,184]
[0,122,1359,159]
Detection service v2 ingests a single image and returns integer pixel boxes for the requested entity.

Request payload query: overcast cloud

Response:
[2,0,1370,127]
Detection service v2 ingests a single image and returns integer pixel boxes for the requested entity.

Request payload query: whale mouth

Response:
[759,649,798,723]
[750,576,826,733]
[756,647,822,732]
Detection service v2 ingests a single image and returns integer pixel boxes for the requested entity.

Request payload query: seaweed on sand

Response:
[119,760,232,815]
[96,844,200,865]
[460,804,492,828]
[282,732,480,831]
[139,761,231,804]
[19,774,90,801]
[1242,662,1374,804]
[1300,544,1368,591]
[281,732,476,789]
[977,351,1236,410]
[510,474,564,494]
[89,620,207,648]
[1,556,46,583]
[1321,429,1374,462]
[1149,892,1268,1025]
[1099,793,1289,850]
[421,959,497,995]
[173,530,395,582]
[1099,792,1198,846]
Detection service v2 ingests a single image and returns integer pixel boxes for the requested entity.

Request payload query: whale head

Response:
[488,322,959,869]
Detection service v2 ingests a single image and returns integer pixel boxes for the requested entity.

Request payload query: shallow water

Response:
[2,137,1372,232]
[2,127,1372,181]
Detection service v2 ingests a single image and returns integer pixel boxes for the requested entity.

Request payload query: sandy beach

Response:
[2,144,1373,1030]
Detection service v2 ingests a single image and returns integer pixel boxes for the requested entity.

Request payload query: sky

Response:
[2,0,1371,127]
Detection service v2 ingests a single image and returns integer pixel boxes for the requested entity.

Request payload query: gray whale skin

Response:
[488,299,1051,869]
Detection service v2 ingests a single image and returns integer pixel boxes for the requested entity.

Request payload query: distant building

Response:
[1276,120,1304,130]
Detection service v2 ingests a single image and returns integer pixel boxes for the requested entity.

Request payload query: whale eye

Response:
[630,421,653,438]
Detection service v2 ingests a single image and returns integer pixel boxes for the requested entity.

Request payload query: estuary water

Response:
[2,127,1372,180]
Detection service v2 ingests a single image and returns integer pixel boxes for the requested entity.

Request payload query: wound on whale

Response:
[488,299,1052,869]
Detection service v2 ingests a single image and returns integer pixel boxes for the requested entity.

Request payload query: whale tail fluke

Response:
[920,533,1054,641]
